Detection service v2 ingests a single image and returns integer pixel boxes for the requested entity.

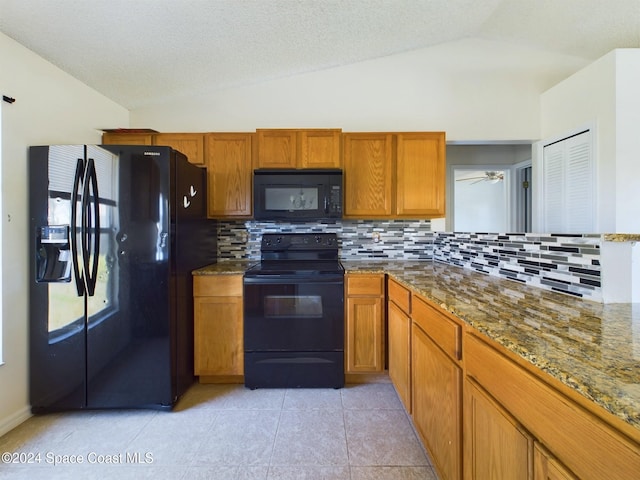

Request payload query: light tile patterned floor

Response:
[0,383,439,479]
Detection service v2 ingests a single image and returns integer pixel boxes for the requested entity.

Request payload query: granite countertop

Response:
[193,260,256,275]
[343,259,640,433]
[194,259,640,432]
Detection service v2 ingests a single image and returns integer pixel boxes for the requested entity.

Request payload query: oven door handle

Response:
[243,275,344,284]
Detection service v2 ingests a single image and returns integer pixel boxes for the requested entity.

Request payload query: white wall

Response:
[539,49,640,233]
[131,39,587,142]
[614,50,640,232]
[0,32,128,435]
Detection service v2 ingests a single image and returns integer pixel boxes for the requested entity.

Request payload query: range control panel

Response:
[261,233,338,251]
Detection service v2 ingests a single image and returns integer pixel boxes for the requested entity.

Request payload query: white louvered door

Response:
[542,130,595,233]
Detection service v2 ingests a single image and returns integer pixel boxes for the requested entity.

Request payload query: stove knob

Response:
[315,236,321,244]
[276,237,282,243]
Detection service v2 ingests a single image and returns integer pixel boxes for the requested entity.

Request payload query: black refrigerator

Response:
[29,145,217,412]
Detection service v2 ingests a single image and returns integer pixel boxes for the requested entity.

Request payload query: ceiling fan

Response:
[456,171,504,185]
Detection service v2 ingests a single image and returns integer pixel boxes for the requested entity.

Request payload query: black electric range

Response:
[243,233,345,389]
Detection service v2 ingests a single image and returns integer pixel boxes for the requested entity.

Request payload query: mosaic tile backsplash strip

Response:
[216,222,603,301]
[433,233,602,301]
[217,220,434,260]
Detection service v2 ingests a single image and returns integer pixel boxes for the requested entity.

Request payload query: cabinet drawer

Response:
[346,274,384,296]
[194,275,243,297]
[412,295,461,361]
[388,278,411,314]
[465,332,640,480]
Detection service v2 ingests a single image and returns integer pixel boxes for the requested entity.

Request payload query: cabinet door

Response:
[153,133,205,165]
[465,332,640,480]
[299,129,342,168]
[101,133,153,145]
[388,300,411,412]
[193,295,244,376]
[396,132,445,217]
[205,133,253,218]
[345,296,384,372]
[534,443,577,480]
[256,129,297,168]
[343,133,393,217]
[464,378,533,480]
[413,323,463,480]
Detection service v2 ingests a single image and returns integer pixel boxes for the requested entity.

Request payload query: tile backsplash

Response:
[433,232,602,301]
[217,221,603,301]
[217,220,434,260]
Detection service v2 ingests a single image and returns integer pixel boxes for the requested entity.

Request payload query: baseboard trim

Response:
[345,372,391,384]
[0,405,32,437]
[198,375,244,384]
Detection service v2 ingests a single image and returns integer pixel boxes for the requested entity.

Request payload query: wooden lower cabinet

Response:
[193,274,244,382]
[533,443,577,480]
[352,276,640,480]
[464,377,533,480]
[412,321,463,480]
[465,331,640,480]
[345,274,385,375]
[387,278,412,412]
[387,301,411,411]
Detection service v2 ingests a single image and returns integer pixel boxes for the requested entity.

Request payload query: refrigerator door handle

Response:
[70,158,85,296]
[83,158,100,297]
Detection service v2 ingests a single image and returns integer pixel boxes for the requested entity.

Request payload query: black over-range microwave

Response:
[253,169,343,220]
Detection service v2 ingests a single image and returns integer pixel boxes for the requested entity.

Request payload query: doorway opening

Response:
[452,167,510,232]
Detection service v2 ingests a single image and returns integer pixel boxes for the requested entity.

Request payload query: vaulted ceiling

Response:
[1,0,639,109]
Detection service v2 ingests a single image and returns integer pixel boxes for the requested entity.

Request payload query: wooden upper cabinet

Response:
[343,133,394,217]
[102,132,206,165]
[153,133,205,165]
[256,129,298,168]
[256,129,342,169]
[343,132,445,219]
[396,132,446,217]
[101,132,153,145]
[205,133,253,218]
[299,129,342,168]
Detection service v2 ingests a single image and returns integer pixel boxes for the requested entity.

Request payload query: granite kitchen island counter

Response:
[342,259,640,434]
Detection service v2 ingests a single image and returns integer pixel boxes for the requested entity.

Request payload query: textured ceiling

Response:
[1,0,639,109]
